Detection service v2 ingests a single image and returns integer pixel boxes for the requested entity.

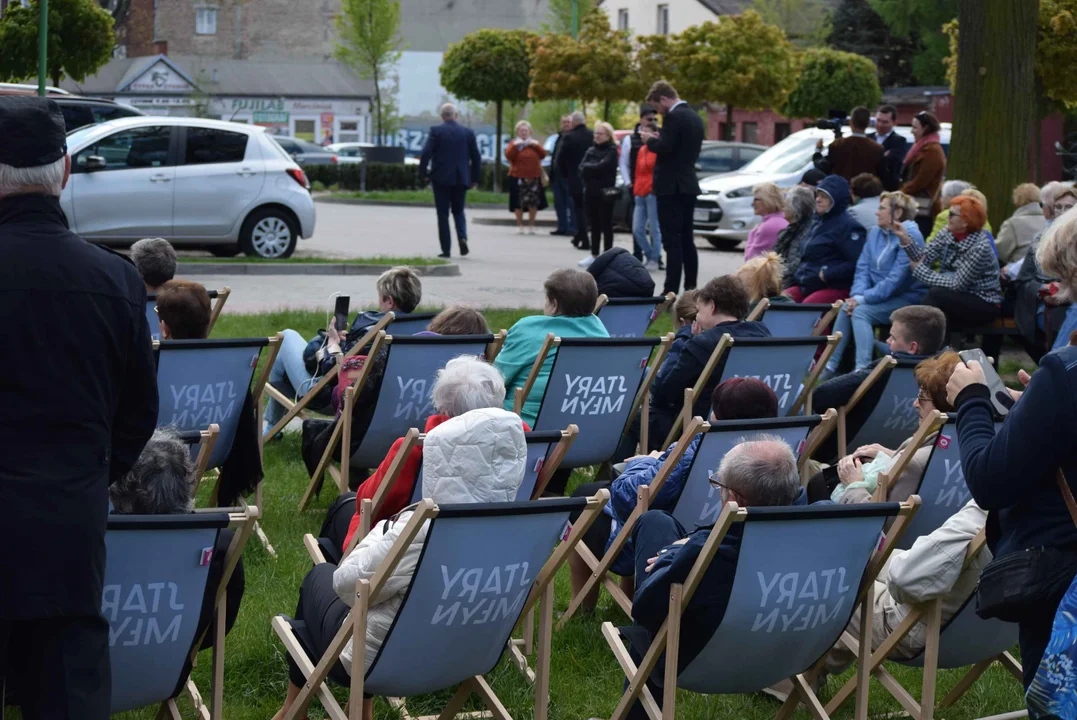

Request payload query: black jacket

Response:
[628,125,645,184]
[868,130,909,192]
[557,124,593,195]
[579,141,619,195]
[646,102,704,197]
[588,247,655,298]
[0,194,158,618]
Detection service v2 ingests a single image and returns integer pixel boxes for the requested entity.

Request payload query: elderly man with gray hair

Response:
[418,102,482,258]
[130,237,178,293]
[558,110,594,251]
[0,96,158,717]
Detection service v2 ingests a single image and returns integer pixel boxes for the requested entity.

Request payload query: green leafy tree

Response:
[751,0,828,46]
[825,0,918,87]
[441,29,535,192]
[0,0,114,86]
[335,0,404,144]
[867,0,957,85]
[544,0,595,35]
[783,48,881,119]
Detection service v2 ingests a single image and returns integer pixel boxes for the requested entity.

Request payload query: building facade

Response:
[601,0,735,36]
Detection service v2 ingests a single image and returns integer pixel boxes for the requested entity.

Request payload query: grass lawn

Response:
[325,189,514,206]
[98,307,1028,720]
[177,255,450,266]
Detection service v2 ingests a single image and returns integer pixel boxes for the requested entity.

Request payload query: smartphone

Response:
[958,348,1012,416]
[333,295,350,333]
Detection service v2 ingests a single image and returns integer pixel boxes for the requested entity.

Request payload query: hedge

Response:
[302,162,511,192]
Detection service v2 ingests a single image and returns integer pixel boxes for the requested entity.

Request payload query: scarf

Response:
[903,132,941,168]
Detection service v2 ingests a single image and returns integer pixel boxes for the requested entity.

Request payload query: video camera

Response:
[814,110,847,137]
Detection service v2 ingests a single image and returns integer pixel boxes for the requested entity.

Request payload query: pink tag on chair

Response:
[249,353,259,369]
[640,357,649,369]
[200,547,214,566]
[937,435,951,450]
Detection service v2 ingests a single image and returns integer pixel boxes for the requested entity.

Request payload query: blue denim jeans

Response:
[632,193,662,262]
[828,297,911,371]
[552,174,576,234]
[263,329,320,432]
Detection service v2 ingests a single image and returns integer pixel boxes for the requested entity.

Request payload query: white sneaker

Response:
[643,259,658,271]
[528,227,536,235]
[578,255,595,268]
[516,227,524,235]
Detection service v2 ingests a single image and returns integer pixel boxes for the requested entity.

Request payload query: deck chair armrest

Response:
[532,425,578,498]
[516,334,557,414]
[813,300,843,336]
[594,294,610,313]
[747,297,770,322]
[304,534,327,565]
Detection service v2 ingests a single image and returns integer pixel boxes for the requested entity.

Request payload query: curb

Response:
[176,262,461,277]
[317,197,505,210]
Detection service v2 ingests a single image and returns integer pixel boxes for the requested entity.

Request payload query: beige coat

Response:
[995,202,1047,265]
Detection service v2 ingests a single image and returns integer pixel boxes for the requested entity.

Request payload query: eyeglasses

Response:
[708,473,732,492]
[916,392,932,403]
[1055,203,1077,214]
[948,210,962,219]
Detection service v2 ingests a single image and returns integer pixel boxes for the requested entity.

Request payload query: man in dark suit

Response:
[0,97,158,718]
[419,103,482,258]
[868,104,909,191]
[812,105,886,183]
[557,110,593,251]
[643,81,704,294]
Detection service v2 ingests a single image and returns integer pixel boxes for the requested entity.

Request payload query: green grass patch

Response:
[178,255,450,266]
[326,189,511,205]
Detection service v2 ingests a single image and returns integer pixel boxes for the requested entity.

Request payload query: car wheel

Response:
[705,237,742,252]
[208,244,241,257]
[240,208,298,259]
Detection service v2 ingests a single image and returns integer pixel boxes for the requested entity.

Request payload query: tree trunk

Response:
[726,104,735,142]
[947,0,1038,230]
[604,99,611,121]
[494,99,503,193]
[373,65,382,144]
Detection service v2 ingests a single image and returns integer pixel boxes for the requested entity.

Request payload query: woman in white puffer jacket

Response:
[272,401,526,720]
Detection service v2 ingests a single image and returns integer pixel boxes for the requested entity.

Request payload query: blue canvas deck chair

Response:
[104,505,257,720]
[302,332,504,511]
[748,299,842,338]
[838,356,922,455]
[175,426,221,495]
[277,492,610,720]
[662,333,840,448]
[594,293,677,338]
[384,311,439,336]
[146,287,231,342]
[560,410,837,628]
[603,498,920,720]
[514,334,673,468]
[826,529,1023,720]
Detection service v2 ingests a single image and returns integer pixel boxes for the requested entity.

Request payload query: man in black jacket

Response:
[643,81,704,294]
[0,97,158,718]
[557,111,593,251]
[868,105,909,192]
[549,115,577,236]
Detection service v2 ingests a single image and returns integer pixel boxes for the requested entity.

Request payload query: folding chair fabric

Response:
[104,513,229,714]
[847,359,922,451]
[532,337,659,467]
[386,312,439,336]
[712,337,829,417]
[596,296,668,338]
[670,416,822,530]
[676,503,901,694]
[758,302,837,338]
[899,597,1018,670]
[893,418,972,551]
[155,338,269,469]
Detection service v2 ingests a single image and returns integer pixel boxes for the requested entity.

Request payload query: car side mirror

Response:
[84,155,107,172]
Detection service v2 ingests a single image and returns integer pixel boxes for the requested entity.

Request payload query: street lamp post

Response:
[37,0,48,96]
[570,0,579,112]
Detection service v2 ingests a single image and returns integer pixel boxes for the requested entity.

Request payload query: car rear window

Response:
[185,127,249,164]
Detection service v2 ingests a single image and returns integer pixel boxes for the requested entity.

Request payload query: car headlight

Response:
[725,186,753,199]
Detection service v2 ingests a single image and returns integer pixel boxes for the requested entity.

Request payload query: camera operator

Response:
[812,106,886,183]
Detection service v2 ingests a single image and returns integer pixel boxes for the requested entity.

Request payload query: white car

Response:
[62,117,316,258]
[694,124,952,250]
[326,142,420,166]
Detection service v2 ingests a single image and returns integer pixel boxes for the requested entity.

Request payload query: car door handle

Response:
[149,173,171,183]
[236,168,258,177]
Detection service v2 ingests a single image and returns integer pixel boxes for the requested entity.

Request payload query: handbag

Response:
[913,193,935,219]
[976,469,1077,622]
[540,167,550,187]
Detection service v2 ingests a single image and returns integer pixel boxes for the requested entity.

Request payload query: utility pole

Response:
[37,0,48,95]
[570,0,579,112]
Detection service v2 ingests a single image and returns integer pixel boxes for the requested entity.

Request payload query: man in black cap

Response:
[0,96,158,717]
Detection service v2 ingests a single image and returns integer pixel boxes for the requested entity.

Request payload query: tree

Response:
[1036,0,1077,108]
[441,29,535,192]
[0,0,113,87]
[335,0,404,144]
[947,0,1038,230]
[544,0,595,35]
[783,48,881,119]
[751,0,828,46]
[825,0,919,87]
[868,0,957,84]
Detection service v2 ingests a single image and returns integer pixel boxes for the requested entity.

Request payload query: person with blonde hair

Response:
[743,182,788,260]
[505,119,547,235]
[996,182,1047,265]
[1037,198,1077,350]
[736,252,788,304]
[577,120,620,267]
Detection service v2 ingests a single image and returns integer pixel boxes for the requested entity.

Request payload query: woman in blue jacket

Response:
[785,175,867,304]
[826,191,926,374]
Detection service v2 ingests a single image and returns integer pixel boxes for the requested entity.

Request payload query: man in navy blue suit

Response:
[419,103,483,258]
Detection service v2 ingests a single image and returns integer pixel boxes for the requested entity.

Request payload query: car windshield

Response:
[738,134,821,175]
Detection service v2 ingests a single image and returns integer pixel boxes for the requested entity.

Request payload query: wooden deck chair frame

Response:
[747,300,842,336]
[824,528,1025,720]
[190,425,220,495]
[262,313,394,441]
[207,287,231,334]
[602,496,922,720]
[662,333,841,449]
[835,356,898,456]
[513,334,673,457]
[278,491,611,720]
[869,410,946,503]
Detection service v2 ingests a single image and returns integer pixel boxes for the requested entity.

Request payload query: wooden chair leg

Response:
[436,684,474,720]
[919,600,943,720]
[534,582,554,720]
[661,585,682,720]
[211,591,226,720]
[470,676,512,720]
[854,583,874,720]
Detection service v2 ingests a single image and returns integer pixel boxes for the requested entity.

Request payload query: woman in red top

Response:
[505,120,547,235]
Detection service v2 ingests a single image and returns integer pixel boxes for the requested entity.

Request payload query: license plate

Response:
[693,209,711,222]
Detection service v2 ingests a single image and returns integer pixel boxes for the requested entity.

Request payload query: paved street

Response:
[183,201,747,312]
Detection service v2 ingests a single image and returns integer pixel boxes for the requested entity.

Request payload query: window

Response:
[742,122,759,144]
[195,6,217,34]
[774,122,792,142]
[656,4,669,35]
[338,120,360,143]
[617,8,629,31]
[719,122,734,142]
[184,127,248,165]
[91,103,139,124]
[59,104,94,133]
[696,146,734,175]
[293,119,316,142]
[75,126,171,171]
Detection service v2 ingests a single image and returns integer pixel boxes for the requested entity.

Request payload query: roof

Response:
[696,0,752,13]
[61,54,375,99]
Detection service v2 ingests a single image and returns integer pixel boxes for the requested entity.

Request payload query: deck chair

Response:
[104,505,257,719]
[596,293,677,338]
[603,498,920,720]
[147,288,231,341]
[302,333,498,510]
[829,356,898,457]
[826,530,1023,720]
[842,357,922,454]
[384,311,439,336]
[516,335,672,469]
[561,412,834,628]
[663,334,839,447]
[276,493,610,720]
[750,300,842,338]
[175,426,220,494]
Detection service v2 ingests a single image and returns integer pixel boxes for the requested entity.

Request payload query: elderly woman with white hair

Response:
[505,119,547,234]
[773,185,816,291]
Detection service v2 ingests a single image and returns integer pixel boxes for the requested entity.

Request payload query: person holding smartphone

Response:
[504,120,547,235]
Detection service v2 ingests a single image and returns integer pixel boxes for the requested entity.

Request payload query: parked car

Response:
[695,140,766,180]
[0,83,143,132]
[61,117,316,259]
[693,124,952,250]
[271,136,339,165]
[326,142,420,166]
